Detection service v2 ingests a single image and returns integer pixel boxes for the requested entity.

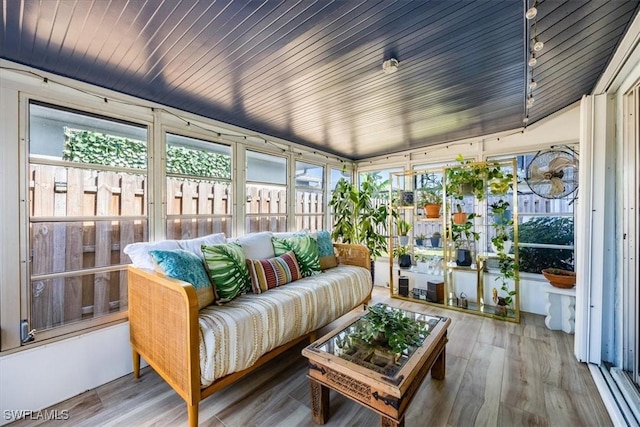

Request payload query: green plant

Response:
[432,231,441,238]
[396,219,412,236]
[416,172,442,205]
[329,172,390,261]
[512,217,574,273]
[415,233,426,240]
[451,213,479,248]
[445,155,512,201]
[392,245,411,258]
[352,304,428,354]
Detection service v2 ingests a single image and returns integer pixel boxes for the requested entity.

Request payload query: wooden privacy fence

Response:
[245,184,287,232]
[30,164,146,331]
[295,189,323,232]
[166,178,231,239]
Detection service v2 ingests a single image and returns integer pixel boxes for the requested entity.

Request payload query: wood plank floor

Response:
[9,286,611,427]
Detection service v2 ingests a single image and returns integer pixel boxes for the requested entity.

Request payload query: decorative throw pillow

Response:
[149,249,214,309]
[237,232,276,259]
[272,235,321,277]
[246,251,302,294]
[202,243,250,304]
[124,240,181,270]
[178,232,226,260]
[316,230,338,270]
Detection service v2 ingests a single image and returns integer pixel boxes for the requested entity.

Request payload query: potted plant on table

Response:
[415,233,426,246]
[351,304,428,358]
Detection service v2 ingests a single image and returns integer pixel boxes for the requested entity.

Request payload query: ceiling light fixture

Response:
[529,79,537,90]
[525,2,538,20]
[533,39,544,51]
[528,53,537,67]
[382,58,399,74]
[527,95,535,107]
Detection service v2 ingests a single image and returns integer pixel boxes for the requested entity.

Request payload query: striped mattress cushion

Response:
[198,264,372,387]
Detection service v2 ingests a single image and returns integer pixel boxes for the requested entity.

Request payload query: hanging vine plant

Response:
[487,163,517,315]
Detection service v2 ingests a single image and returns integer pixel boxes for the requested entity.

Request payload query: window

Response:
[295,161,324,232]
[491,152,575,274]
[246,150,287,233]
[165,133,232,239]
[27,102,148,339]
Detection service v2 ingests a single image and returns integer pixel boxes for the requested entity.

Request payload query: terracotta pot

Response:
[424,204,441,218]
[453,212,467,225]
[542,268,576,288]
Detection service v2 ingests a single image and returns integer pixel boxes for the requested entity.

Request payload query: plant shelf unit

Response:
[388,160,520,323]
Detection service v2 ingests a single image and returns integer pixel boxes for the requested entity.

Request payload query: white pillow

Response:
[178,232,226,260]
[237,232,275,259]
[124,240,181,270]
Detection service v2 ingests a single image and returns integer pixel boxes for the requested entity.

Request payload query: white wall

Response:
[0,323,135,426]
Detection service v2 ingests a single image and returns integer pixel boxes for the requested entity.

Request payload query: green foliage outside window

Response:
[63,129,231,179]
[513,217,574,273]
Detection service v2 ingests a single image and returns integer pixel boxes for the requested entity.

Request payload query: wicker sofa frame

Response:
[128,243,371,427]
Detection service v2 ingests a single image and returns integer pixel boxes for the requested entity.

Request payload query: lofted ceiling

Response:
[1,0,638,160]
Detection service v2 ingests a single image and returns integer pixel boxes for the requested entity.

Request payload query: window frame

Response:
[486,149,577,276]
[17,97,152,345]
[163,129,233,240]
[244,149,289,233]
[294,160,325,232]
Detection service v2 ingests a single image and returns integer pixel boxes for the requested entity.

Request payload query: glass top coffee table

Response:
[302,303,450,427]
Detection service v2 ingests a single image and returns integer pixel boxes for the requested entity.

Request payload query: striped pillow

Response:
[247,251,302,294]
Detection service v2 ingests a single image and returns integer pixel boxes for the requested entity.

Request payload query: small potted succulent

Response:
[415,233,426,246]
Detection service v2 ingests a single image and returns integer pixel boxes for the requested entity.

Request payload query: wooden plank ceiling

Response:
[1,0,638,159]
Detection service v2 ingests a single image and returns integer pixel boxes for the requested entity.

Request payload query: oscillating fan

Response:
[525,148,579,199]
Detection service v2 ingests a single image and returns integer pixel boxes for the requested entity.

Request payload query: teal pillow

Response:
[316,230,334,257]
[202,243,250,303]
[149,249,214,309]
[272,235,321,277]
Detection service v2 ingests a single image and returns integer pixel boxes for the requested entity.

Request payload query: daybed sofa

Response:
[125,231,372,427]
